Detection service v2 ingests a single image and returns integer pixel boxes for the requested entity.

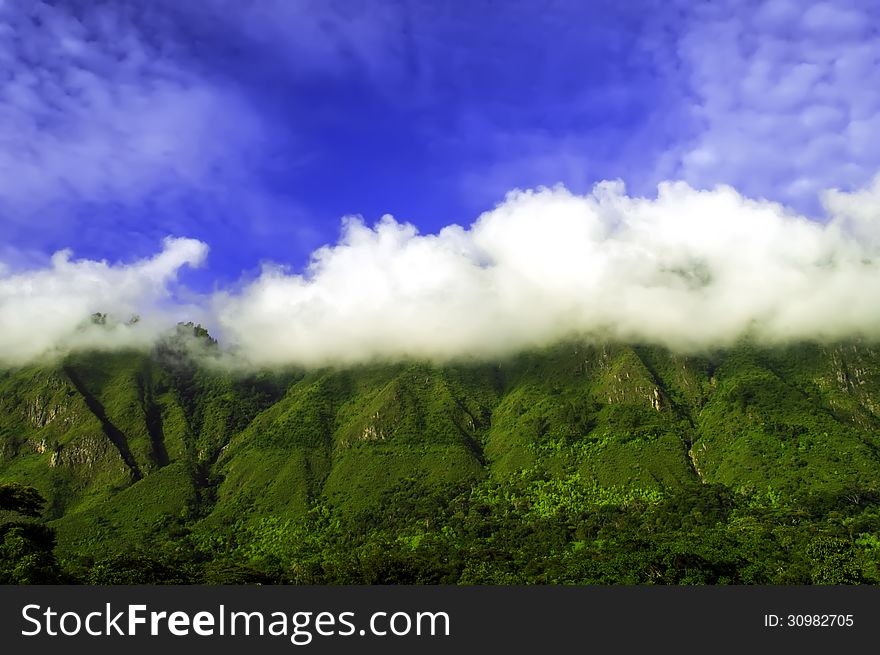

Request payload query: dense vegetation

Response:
[2,333,880,584]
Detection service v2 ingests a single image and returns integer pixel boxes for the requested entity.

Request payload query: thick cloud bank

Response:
[0,237,206,365]
[214,177,880,366]
[3,178,880,367]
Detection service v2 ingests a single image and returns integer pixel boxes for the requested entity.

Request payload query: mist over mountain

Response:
[3,177,880,368]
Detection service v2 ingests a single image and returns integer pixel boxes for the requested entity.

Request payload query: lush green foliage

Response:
[0,484,66,583]
[3,339,880,583]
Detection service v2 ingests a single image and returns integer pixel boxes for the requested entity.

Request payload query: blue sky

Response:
[4,0,880,366]
[1,0,880,291]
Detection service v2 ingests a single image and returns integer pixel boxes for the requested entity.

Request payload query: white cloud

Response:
[672,0,880,212]
[212,176,880,367]
[0,1,263,221]
[0,237,207,365]
[4,178,880,369]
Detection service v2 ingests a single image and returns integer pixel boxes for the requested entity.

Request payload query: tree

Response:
[0,483,65,583]
[0,482,46,517]
[807,536,863,585]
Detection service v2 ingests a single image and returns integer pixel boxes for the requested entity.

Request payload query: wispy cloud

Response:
[670,0,880,212]
[0,0,273,274]
[460,0,880,216]
[0,2,263,207]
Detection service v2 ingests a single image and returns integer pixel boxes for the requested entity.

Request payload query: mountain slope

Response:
[2,338,880,580]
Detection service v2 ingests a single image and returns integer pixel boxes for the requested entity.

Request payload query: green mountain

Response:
[3,335,880,584]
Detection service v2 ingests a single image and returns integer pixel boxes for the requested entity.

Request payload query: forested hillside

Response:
[3,333,880,584]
